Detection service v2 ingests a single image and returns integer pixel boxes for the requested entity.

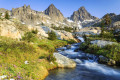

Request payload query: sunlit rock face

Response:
[0,20,21,39]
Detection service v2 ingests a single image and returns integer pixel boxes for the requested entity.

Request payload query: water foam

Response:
[81,60,120,76]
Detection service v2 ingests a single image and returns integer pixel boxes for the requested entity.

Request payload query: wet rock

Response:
[56,47,66,51]
[98,55,117,66]
[74,59,82,64]
[79,56,89,60]
[66,45,71,49]
[74,48,79,52]
[54,53,76,68]
[108,59,116,66]
[98,55,109,64]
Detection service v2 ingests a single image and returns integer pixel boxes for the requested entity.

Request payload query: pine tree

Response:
[0,13,2,19]
[104,14,111,26]
[5,11,10,19]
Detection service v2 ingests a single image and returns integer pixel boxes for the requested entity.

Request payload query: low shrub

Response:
[80,42,120,62]
[66,39,77,44]
[47,53,56,62]
[48,31,57,40]
[31,29,38,34]
[51,25,73,32]
[22,31,39,43]
[39,53,56,62]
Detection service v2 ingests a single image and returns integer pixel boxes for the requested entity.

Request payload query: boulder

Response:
[91,40,117,47]
[57,30,76,41]
[112,21,120,32]
[108,59,116,66]
[74,49,79,52]
[54,53,76,68]
[74,27,101,36]
[98,55,116,66]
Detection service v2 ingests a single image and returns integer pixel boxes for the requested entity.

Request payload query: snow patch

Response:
[67,19,74,23]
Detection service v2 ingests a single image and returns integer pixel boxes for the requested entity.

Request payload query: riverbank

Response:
[79,36,120,66]
[0,36,77,80]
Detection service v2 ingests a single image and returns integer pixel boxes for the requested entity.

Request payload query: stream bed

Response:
[45,38,120,80]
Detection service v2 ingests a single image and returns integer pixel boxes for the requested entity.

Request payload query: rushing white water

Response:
[80,60,120,76]
[46,37,120,80]
[58,43,120,77]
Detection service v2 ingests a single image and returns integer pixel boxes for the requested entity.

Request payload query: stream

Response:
[45,37,120,80]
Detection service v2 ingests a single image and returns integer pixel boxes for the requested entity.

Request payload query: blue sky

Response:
[0,0,120,18]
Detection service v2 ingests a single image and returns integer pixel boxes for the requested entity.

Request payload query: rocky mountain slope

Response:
[0,4,103,40]
[11,4,52,25]
[70,6,98,22]
[0,4,99,29]
[0,19,76,41]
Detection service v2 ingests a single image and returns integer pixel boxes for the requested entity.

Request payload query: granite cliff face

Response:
[11,5,50,25]
[44,4,64,22]
[70,6,98,22]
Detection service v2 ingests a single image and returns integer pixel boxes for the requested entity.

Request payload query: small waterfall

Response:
[77,36,85,42]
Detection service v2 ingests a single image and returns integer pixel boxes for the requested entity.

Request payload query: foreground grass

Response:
[0,36,74,80]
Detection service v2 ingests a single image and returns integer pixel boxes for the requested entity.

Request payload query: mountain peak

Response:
[22,4,31,9]
[79,6,85,10]
[70,6,98,22]
[44,4,64,22]
[47,4,57,11]
[49,4,55,7]
[23,4,27,8]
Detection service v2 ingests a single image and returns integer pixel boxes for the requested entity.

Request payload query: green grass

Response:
[0,35,73,80]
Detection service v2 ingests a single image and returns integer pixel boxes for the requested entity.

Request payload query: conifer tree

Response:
[5,11,10,19]
[104,14,111,26]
